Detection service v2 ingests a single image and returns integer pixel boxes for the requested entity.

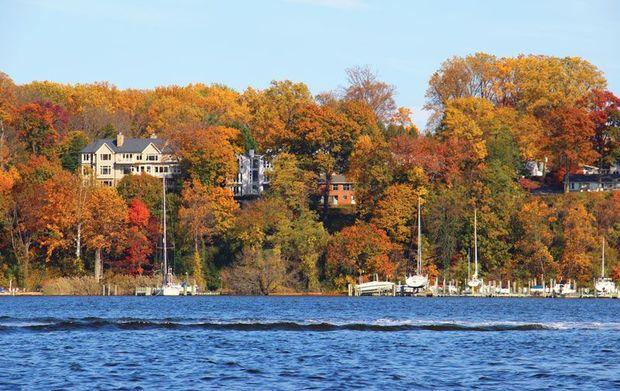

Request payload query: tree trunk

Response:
[563,157,570,193]
[75,222,82,259]
[322,172,332,220]
[94,248,102,281]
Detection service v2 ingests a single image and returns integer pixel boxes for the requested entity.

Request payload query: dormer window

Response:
[83,154,90,161]
[101,154,111,161]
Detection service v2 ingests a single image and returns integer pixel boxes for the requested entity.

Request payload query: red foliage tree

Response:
[118,198,153,275]
[15,101,68,156]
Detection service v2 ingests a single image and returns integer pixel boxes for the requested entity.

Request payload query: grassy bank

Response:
[41,275,162,295]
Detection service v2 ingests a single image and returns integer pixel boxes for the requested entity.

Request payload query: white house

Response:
[80,132,180,187]
[230,150,271,198]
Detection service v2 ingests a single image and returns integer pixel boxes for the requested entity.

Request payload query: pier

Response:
[348,277,620,298]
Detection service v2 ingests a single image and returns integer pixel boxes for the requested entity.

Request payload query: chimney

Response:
[116,132,124,147]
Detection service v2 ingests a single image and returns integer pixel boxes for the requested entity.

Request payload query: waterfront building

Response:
[80,133,180,187]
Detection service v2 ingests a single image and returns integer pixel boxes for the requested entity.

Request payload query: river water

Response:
[0,296,618,390]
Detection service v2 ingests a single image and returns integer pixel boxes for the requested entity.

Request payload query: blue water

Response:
[1,297,619,390]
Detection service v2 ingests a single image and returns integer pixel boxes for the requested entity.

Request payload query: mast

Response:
[417,196,422,275]
[162,176,168,286]
[601,237,605,278]
[467,248,471,281]
[473,207,478,278]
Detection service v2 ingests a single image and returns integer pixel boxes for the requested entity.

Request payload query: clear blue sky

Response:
[1,0,619,128]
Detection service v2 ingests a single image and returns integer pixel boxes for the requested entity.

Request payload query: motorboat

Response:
[355,274,394,295]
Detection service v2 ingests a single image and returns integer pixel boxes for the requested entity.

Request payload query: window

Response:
[343,184,351,191]
[164,166,169,173]
[123,167,131,175]
[140,166,145,172]
[147,155,158,161]
[83,154,90,161]
[122,154,132,159]
[136,155,142,160]
[101,154,111,161]
[146,166,151,173]
[332,184,339,191]
[102,180,113,187]
[100,166,111,175]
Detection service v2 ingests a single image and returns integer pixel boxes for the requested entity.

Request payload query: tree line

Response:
[0,53,618,293]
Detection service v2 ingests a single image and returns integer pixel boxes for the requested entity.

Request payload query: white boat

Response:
[595,238,617,295]
[355,274,394,295]
[406,197,427,289]
[153,177,197,296]
[552,281,576,296]
[467,208,482,289]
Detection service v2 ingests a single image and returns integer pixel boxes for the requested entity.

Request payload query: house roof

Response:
[319,173,353,184]
[570,173,620,183]
[80,138,175,154]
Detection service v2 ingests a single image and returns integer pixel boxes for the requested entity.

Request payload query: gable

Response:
[95,143,115,155]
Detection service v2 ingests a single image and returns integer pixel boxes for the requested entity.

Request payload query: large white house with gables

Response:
[80,132,180,187]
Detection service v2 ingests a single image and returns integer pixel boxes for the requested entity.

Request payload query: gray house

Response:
[230,150,272,198]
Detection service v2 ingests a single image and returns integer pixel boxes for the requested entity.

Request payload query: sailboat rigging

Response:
[595,237,617,295]
[405,196,428,289]
[467,208,482,289]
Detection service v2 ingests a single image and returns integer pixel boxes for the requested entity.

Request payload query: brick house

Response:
[319,174,356,206]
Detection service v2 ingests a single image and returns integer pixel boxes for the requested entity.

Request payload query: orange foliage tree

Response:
[326,223,395,287]
[82,187,128,281]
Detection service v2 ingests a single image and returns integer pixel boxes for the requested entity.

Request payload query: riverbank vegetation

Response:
[0,53,618,294]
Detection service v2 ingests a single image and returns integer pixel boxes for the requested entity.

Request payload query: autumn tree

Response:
[348,135,393,219]
[179,180,237,254]
[231,198,327,291]
[326,223,395,288]
[559,202,598,282]
[178,180,237,287]
[243,80,313,150]
[14,101,68,156]
[117,173,162,213]
[171,126,240,186]
[82,187,128,281]
[513,198,558,280]
[118,198,153,275]
[371,184,420,247]
[285,102,361,216]
[343,66,396,124]
[59,131,89,172]
[267,152,316,213]
[541,106,596,192]
[579,90,620,170]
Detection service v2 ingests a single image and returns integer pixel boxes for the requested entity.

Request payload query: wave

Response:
[2,317,612,333]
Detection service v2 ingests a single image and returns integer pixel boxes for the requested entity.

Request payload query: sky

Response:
[1,0,619,129]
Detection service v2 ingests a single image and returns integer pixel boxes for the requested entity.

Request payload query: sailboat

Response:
[405,197,428,289]
[153,177,186,296]
[467,208,482,289]
[595,237,617,296]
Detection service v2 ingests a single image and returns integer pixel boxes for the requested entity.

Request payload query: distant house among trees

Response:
[319,174,356,206]
[80,132,180,187]
[230,150,272,198]
[567,173,620,192]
